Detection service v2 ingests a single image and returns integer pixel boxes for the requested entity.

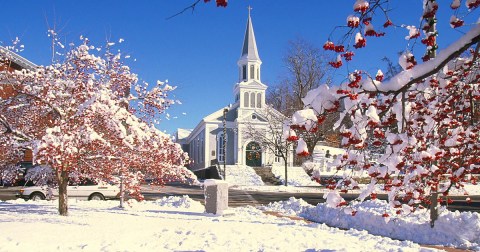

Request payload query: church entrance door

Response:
[246,142,262,167]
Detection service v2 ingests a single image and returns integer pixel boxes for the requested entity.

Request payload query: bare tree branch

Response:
[166,0,202,20]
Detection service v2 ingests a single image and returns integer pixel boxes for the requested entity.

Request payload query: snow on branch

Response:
[364,24,480,93]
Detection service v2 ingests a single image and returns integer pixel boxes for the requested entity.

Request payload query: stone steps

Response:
[252,167,283,185]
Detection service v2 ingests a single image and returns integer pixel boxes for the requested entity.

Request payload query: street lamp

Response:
[223,107,228,180]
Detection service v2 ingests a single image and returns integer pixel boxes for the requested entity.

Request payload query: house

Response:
[177,11,292,171]
[0,46,38,176]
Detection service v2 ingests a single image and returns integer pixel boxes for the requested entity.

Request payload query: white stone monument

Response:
[204,179,229,215]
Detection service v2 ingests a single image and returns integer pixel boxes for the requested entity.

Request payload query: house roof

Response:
[0,46,37,70]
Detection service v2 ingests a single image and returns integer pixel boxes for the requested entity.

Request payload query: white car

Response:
[17,180,120,201]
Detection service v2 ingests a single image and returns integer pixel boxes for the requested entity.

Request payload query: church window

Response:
[196,138,200,163]
[257,68,259,80]
[274,148,281,163]
[217,132,227,163]
[250,65,255,79]
[200,139,204,162]
[244,92,249,107]
[242,65,247,81]
[257,93,262,108]
[274,141,281,163]
[250,93,256,107]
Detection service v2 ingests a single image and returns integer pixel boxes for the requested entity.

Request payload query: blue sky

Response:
[1,1,476,134]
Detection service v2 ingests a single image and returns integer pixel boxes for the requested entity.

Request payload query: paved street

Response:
[2,184,479,212]
[142,183,480,212]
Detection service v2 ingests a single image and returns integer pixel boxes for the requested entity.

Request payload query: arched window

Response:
[200,139,204,162]
[250,93,256,107]
[242,65,247,80]
[250,65,255,79]
[244,92,249,107]
[257,93,262,108]
[217,132,227,163]
[197,138,200,163]
[257,68,259,80]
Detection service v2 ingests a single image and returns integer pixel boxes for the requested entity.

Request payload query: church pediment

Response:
[235,80,267,91]
[238,110,269,123]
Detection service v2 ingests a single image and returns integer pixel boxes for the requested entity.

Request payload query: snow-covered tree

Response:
[243,106,294,186]
[0,36,194,215]
[287,0,480,226]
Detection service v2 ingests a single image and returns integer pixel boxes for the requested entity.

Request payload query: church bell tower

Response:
[234,7,267,112]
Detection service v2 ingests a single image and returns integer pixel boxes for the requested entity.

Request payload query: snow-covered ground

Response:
[261,197,480,250]
[0,197,441,252]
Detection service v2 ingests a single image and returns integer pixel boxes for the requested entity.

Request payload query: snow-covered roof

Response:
[176,128,193,140]
[203,104,238,123]
[0,46,37,70]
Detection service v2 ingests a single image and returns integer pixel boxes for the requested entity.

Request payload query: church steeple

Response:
[237,7,262,82]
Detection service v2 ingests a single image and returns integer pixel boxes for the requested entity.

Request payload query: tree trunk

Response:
[119,175,125,209]
[430,192,439,228]
[284,157,288,187]
[427,9,438,228]
[57,170,69,216]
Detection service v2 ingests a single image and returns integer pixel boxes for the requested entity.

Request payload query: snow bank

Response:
[261,197,480,250]
[271,165,318,186]
[225,165,264,186]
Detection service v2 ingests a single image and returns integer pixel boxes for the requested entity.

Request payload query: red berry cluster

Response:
[422,2,438,19]
[347,19,359,28]
[467,0,480,9]
[375,73,384,82]
[354,38,366,49]
[323,41,335,51]
[342,51,354,61]
[383,20,393,28]
[406,54,417,70]
[286,135,299,142]
[317,115,326,124]
[421,35,436,47]
[348,71,362,88]
[334,45,345,52]
[297,151,310,157]
[354,3,369,13]
[329,60,343,69]
[450,19,464,28]
[365,30,385,37]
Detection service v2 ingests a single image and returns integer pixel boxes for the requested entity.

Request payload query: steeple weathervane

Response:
[248,5,252,17]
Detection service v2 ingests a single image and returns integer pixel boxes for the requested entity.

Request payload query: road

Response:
[2,184,479,212]
[141,184,480,212]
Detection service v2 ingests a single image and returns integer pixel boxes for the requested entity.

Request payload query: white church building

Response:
[176,11,292,171]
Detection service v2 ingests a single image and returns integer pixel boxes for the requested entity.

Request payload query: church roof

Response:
[240,12,261,62]
[203,104,238,123]
[176,128,193,140]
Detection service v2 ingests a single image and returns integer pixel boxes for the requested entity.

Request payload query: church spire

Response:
[240,6,261,61]
[237,6,262,83]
